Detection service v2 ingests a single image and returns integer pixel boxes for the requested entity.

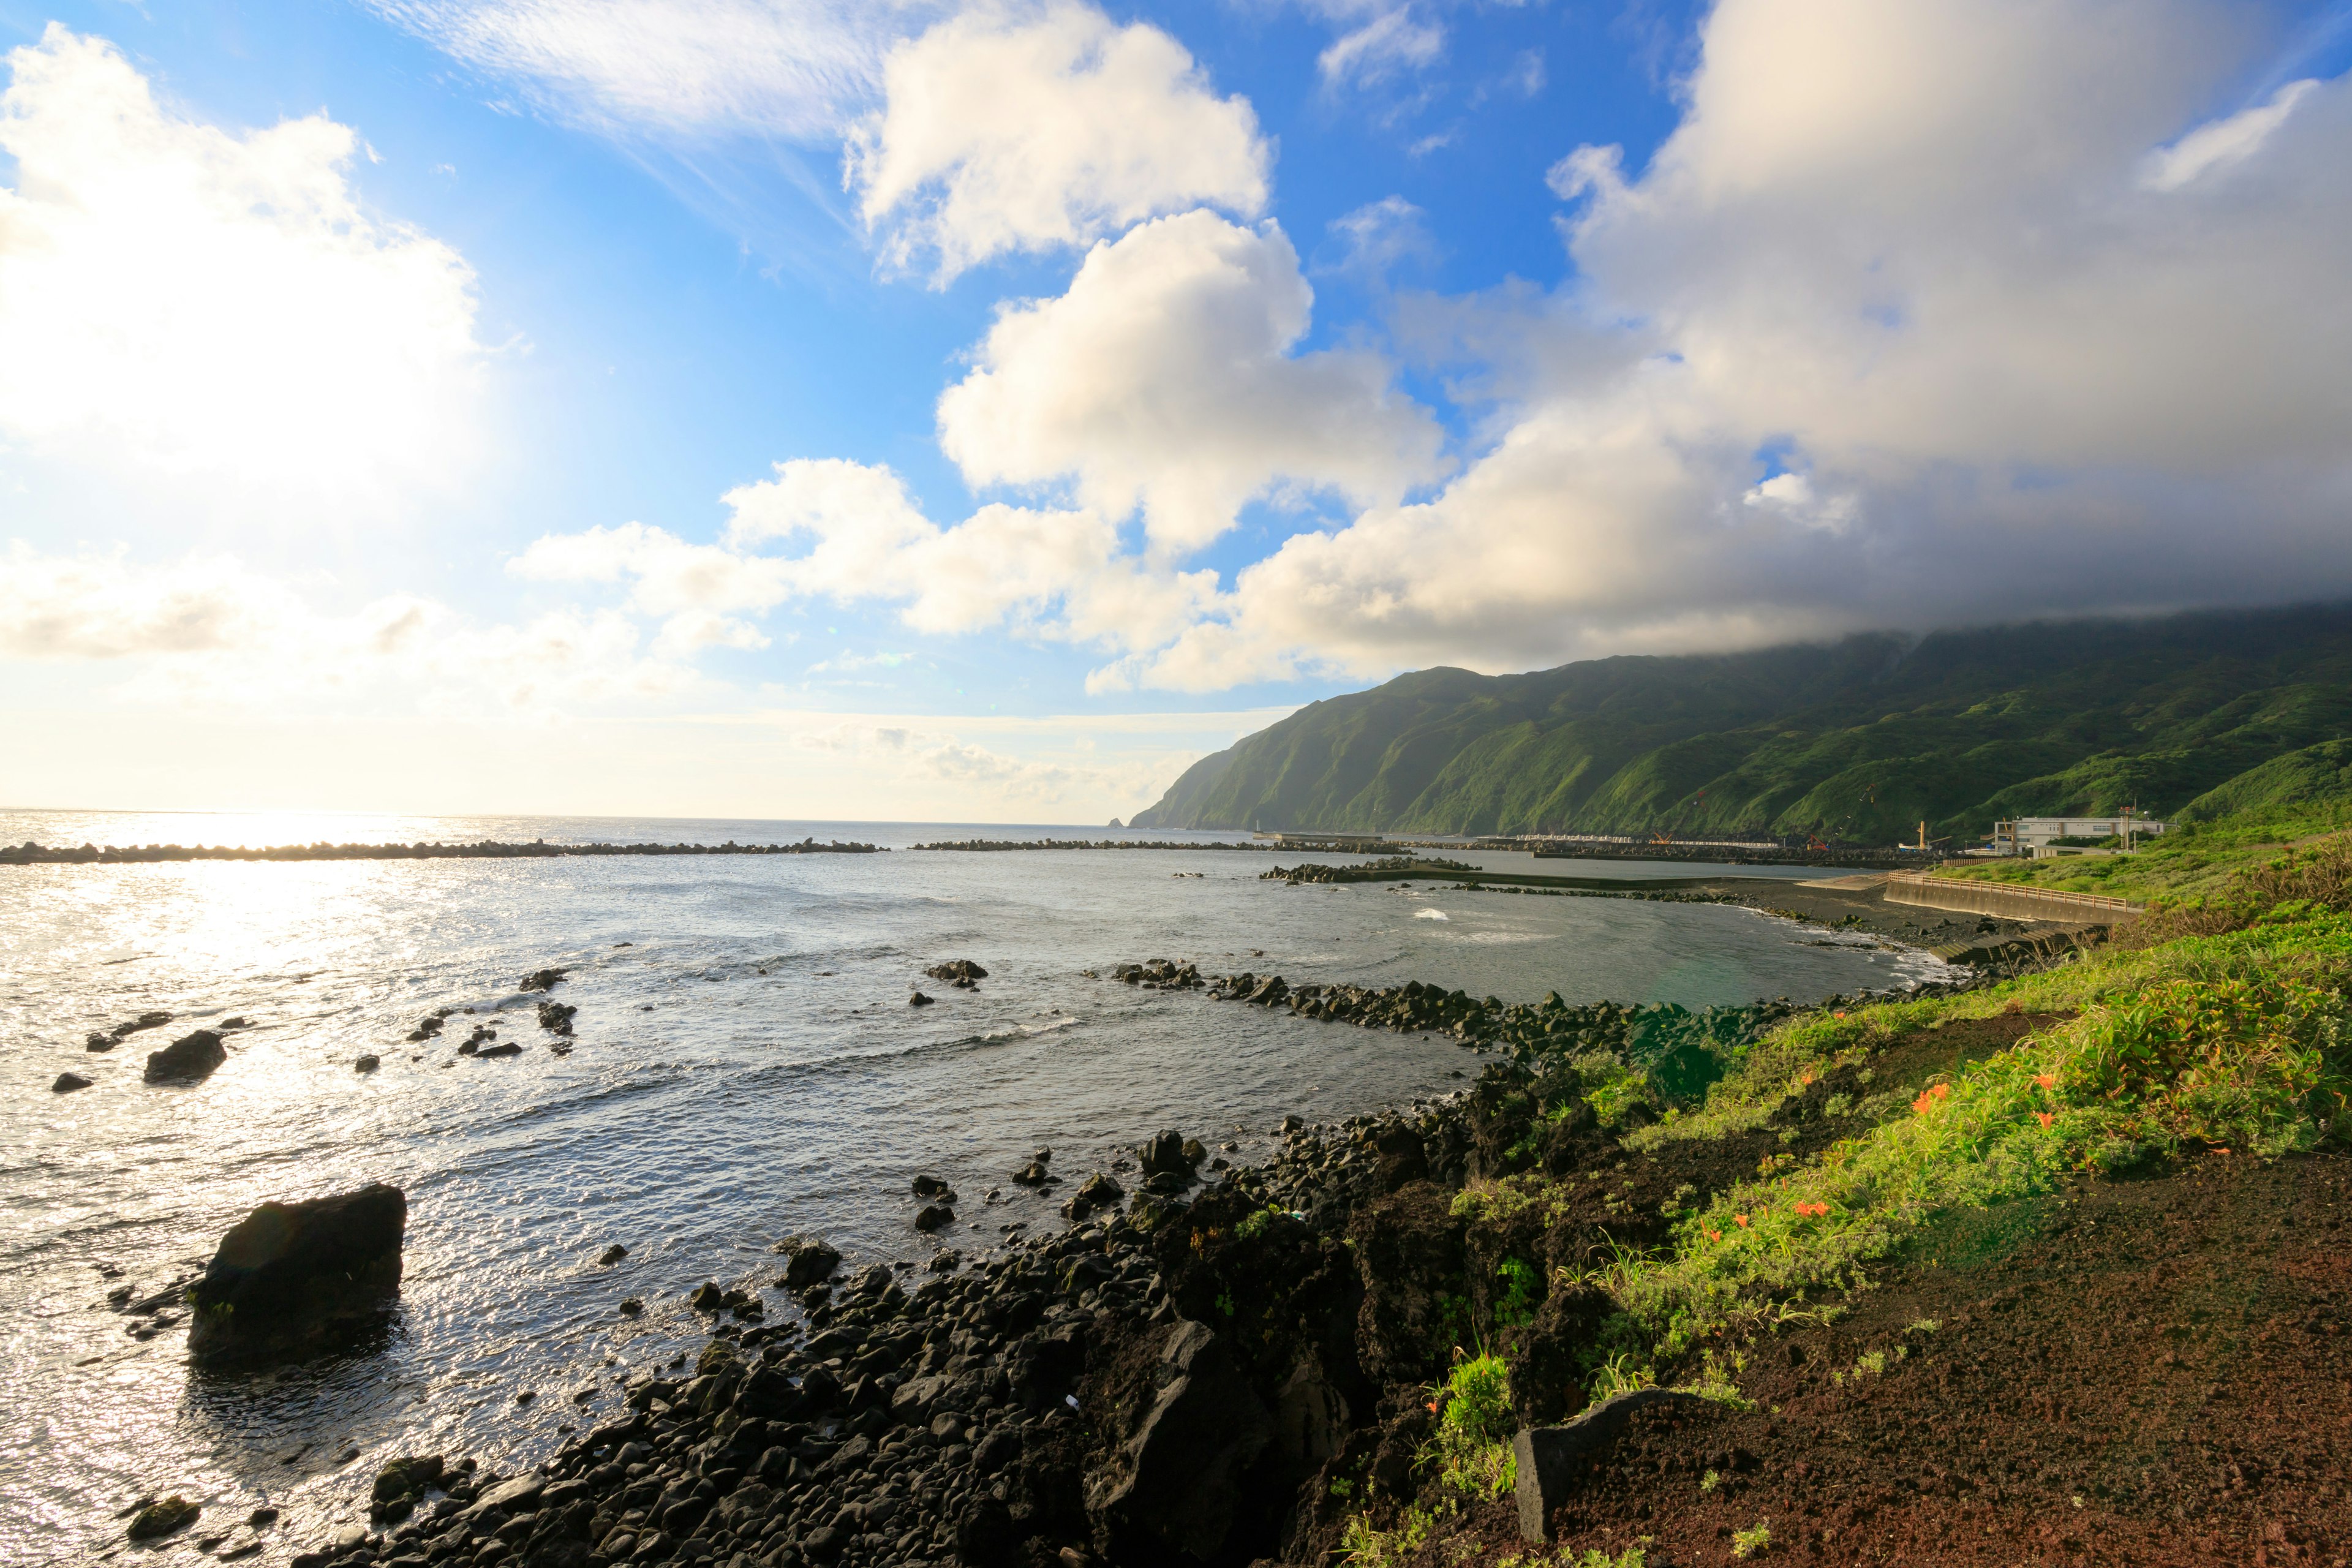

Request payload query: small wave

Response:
[1413,909,1450,921]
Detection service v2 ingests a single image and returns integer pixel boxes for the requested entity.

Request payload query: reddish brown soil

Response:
[1422,1150,2352,1567]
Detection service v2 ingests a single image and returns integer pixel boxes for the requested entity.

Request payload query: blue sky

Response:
[3,1,2350,821]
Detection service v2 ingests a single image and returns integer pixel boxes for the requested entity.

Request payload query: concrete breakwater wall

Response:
[1885,870,2138,924]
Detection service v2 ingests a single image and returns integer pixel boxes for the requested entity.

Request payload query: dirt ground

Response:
[1426,1149,2352,1567]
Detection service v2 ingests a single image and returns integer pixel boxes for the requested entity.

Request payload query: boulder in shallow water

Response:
[143,1029,225,1084]
[924,959,988,983]
[775,1236,842,1289]
[53,1071,92,1093]
[913,1204,955,1232]
[127,1496,200,1541]
[353,1055,380,1073]
[186,1183,406,1362]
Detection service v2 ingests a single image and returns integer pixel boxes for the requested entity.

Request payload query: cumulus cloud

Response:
[0,27,484,488]
[362,0,930,138]
[937,212,1448,552]
[1,543,703,715]
[1084,0,2352,689]
[845,3,1268,281]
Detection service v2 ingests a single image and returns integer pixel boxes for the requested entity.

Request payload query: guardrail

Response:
[1883,869,2139,922]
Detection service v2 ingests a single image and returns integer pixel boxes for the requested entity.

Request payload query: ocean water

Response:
[0,812,1948,1564]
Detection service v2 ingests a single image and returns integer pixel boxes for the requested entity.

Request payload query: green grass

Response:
[1934,805,2352,902]
[1598,913,2352,1371]
[1427,1352,1519,1502]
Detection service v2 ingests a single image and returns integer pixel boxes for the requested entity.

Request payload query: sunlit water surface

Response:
[0,812,1948,1564]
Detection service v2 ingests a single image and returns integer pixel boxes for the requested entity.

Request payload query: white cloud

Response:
[0,27,484,490]
[1081,0,2352,690]
[2,543,701,716]
[1317,6,1446,89]
[2139,77,2320,190]
[362,0,930,138]
[846,3,1269,282]
[936,211,1448,552]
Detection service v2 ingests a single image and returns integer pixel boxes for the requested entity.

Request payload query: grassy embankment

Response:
[1343,827,2352,1567]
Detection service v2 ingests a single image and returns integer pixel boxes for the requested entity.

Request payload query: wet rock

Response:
[186,1183,406,1362]
[143,1028,226,1085]
[476,1041,525,1058]
[618,1298,644,1316]
[911,1174,954,1198]
[914,1204,956,1232]
[690,1281,725,1311]
[908,992,935,1007]
[535,1001,576,1036]
[53,1071,92,1093]
[87,1011,173,1051]
[1085,1319,1273,1561]
[1137,1129,1200,1177]
[927,1250,962,1273]
[519,968,569,992]
[354,1055,380,1073]
[1061,1173,1125,1221]
[775,1237,842,1289]
[127,1496,200,1541]
[924,959,988,984]
[372,1454,444,1512]
[598,1244,628,1266]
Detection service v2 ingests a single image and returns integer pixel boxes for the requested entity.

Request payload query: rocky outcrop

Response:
[87,1011,172,1051]
[53,1071,92,1093]
[143,1029,226,1084]
[775,1236,842,1289]
[925,959,988,989]
[1512,1389,1724,1542]
[1084,1321,1273,1562]
[186,1183,407,1362]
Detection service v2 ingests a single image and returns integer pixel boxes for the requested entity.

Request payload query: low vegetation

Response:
[1332,824,2352,1563]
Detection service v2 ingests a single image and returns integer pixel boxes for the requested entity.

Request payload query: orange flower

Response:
[1833,1011,1847,1020]
[1793,1201,1830,1219]
[1706,1229,1722,1243]
[1734,1213,1751,1229]
[2035,1072,2057,1091]
[2035,1111,2054,1129]
[1912,1082,1952,1115]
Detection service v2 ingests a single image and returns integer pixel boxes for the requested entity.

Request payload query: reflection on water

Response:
[0,813,1944,1564]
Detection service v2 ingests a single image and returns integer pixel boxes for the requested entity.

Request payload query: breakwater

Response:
[0,838,884,865]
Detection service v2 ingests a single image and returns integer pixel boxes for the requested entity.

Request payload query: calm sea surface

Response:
[0,811,1948,1564]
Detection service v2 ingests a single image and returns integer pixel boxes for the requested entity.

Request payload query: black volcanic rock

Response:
[143,1029,225,1084]
[186,1183,406,1362]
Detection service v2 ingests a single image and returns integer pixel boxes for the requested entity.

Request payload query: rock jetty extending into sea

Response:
[2,839,884,866]
[909,839,1281,853]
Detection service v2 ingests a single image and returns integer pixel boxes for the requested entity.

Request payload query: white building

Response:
[1988,815,2168,856]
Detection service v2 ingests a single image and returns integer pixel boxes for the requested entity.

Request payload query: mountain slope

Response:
[1130,605,2352,840]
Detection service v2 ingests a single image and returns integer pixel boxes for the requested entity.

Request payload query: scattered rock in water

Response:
[1137,1128,1204,1179]
[143,1029,226,1085]
[927,1250,962,1273]
[86,1011,173,1051]
[353,1054,380,1073]
[53,1071,92,1093]
[597,1244,628,1266]
[1062,1172,1125,1220]
[247,1507,278,1528]
[535,1000,576,1036]
[911,1174,954,1199]
[774,1236,842,1289]
[186,1183,406,1362]
[908,991,935,1006]
[914,1204,956,1232]
[1013,1147,1055,1186]
[689,1281,725,1311]
[475,1041,524,1058]
[515,1389,537,1404]
[369,1453,443,1520]
[127,1496,200,1541]
[617,1297,644,1316]
[520,968,569,992]
[925,959,988,989]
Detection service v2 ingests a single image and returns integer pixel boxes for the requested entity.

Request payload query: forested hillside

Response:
[1129,605,2352,842]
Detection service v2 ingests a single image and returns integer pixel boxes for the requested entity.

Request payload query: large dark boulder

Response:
[186,1183,406,1361]
[1084,1319,1272,1562]
[143,1029,225,1084]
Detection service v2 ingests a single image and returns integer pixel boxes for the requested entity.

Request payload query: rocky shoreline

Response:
[231,952,2001,1568]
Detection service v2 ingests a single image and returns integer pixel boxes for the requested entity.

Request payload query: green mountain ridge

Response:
[1129,605,2352,842]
